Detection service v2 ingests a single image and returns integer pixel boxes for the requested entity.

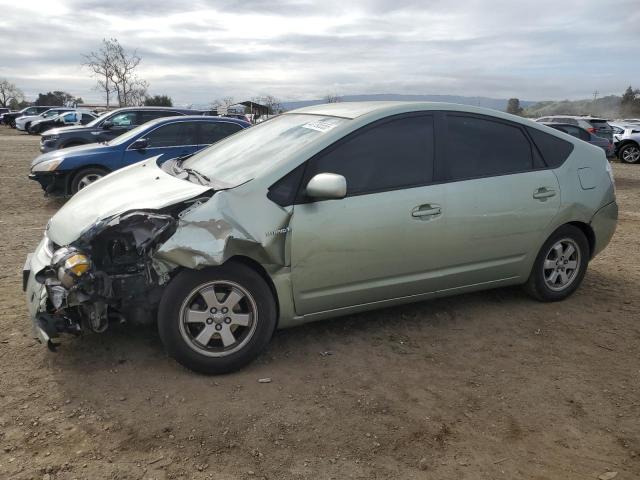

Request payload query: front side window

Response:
[303,115,434,196]
[199,122,243,144]
[109,112,137,127]
[439,114,533,181]
[145,122,198,148]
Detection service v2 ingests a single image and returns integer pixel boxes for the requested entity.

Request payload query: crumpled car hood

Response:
[47,158,211,245]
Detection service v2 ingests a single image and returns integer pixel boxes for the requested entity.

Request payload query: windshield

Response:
[182,114,347,186]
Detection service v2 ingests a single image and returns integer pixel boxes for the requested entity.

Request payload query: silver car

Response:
[610,122,640,163]
[24,102,618,374]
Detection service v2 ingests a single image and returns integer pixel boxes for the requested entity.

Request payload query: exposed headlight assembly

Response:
[32,159,63,172]
[51,247,91,288]
[43,134,59,141]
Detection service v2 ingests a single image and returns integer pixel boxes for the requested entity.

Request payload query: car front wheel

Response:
[619,143,640,164]
[158,262,277,374]
[524,225,589,302]
[70,167,108,194]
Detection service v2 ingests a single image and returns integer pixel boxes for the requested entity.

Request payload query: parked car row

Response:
[22,102,618,374]
[30,114,250,194]
[534,115,640,164]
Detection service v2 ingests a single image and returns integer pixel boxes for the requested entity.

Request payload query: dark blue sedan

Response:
[29,116,250,195]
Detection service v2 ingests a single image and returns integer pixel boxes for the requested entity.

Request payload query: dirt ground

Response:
[0,127,638,480]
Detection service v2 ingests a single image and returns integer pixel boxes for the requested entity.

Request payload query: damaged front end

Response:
[26,198,210,349]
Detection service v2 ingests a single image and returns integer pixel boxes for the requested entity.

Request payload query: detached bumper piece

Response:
[34,312,81,351]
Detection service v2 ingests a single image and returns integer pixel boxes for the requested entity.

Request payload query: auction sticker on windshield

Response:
[301,117,343,133]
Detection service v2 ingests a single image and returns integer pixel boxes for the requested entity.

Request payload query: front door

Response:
[290,113,441,315]
[123,120,200,168]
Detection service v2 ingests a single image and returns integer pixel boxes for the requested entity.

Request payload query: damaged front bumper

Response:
[24,211,179,349]
[24,238,79,349]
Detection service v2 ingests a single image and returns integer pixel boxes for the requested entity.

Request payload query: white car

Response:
[610,122,640,164]
[16,108,75,132]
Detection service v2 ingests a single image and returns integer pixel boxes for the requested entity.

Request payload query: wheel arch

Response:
[223,255,281,326]
[567,221,595,259]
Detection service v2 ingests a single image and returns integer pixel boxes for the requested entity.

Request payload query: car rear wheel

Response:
[619,143,640,164]
[524,225,589,302]
[158,262,277,374]
[70,167,108,194]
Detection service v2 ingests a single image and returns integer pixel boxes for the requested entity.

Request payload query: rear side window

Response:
[303,114,434,196]
[199,122,243,144]
[439,114,533,181]
[526,127,574,168]
[139,110,181,123]
[145,122,198,148]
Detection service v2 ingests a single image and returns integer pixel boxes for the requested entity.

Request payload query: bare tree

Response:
[83,39,116,108]
[211,96,235,113]
[0,79,24,107]
[83,38,148,107]
[260,95,282,114]
[324,93,341,103]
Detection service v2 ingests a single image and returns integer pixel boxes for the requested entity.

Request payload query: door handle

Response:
[411,204,442,218]
[533,187,556,200]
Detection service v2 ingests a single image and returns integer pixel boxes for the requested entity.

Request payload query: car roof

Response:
[138,115,251,128]
[288,101,538,122]
[108,106,205,114]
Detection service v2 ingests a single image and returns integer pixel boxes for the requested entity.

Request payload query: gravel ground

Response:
[0,127,639,480]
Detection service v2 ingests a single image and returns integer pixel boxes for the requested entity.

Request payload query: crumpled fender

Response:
[154,187,292,269]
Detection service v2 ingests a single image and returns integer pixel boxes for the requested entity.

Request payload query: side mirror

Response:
[305,173,347,200]
[130,138,148,150]
[102,120,113,129]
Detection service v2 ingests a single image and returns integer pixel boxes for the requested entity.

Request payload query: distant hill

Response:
[524,95,621,118]
[281,94,536,112]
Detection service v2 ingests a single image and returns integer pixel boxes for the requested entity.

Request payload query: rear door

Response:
[431,113,561,285]
[197,121,244,149]
[122,120,200,167]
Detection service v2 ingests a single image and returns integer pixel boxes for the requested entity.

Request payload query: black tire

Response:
[158,262,277,374]
[29,124,40,134]
[24,122,31,133]
[70,167,109,194]
[524,225,589,302]
[618,143,640,164]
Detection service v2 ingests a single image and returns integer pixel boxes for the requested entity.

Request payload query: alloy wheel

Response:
[543,238,581,291]
[622,145,640,163]
[77,173,103,190]
[179,280,258,357]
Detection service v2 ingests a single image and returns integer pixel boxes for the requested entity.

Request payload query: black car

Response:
[2,106,59,127]
[39,107,210,152]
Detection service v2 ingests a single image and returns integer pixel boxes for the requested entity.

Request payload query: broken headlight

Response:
[51,246,91,288]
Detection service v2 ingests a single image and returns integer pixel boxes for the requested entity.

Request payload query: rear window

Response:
[526,127,574,168]
[587,120,612,130]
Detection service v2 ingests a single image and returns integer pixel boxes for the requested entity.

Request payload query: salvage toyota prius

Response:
[24,102,618,374]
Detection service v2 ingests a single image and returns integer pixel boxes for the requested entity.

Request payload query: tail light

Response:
[587,127,596,134]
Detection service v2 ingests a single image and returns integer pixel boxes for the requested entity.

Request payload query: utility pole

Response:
[593,90,599,102]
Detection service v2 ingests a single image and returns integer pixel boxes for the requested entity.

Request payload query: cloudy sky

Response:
[1,0,639,106]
